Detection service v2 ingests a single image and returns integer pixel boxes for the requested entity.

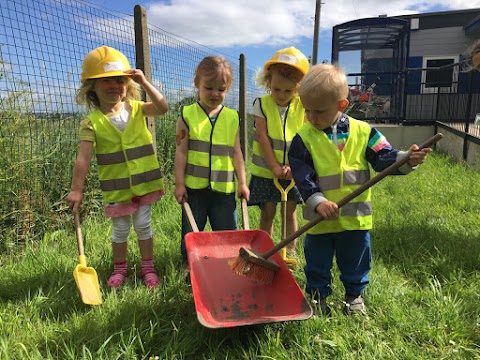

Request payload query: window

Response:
[421,56,459,94]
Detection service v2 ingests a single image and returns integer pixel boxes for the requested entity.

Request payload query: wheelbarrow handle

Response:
[182,199,199,233]
[183,198,250,233]
[241,197,250,230]
[261,133,443,259]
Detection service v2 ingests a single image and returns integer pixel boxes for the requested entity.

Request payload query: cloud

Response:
[143,0,480,48]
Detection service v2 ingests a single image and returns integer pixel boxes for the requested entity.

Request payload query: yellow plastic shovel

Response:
[73,213,102,305]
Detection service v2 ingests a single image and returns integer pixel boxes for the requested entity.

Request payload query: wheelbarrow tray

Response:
[185,229,313,328]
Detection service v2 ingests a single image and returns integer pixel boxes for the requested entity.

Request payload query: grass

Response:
[1,152,479,359]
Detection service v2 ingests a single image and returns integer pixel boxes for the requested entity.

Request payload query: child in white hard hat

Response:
[67,46,169,289]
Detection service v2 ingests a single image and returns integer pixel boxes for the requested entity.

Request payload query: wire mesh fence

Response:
[0,0,264,249]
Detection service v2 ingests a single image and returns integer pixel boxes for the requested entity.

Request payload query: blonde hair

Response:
[75,77,140,110]
[299,63,349,103]
[194,56,234,90]
[256,63,304,92]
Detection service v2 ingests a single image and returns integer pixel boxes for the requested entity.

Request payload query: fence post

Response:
[239,54,248,160]
[463,72,474,160]
[134,5,156,149]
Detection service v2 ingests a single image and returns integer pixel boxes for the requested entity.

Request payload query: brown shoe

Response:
[344,295,367,315]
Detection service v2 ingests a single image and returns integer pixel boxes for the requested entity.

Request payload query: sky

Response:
[82,0,480,72]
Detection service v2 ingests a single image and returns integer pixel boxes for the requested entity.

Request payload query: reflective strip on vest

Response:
[96,144,155,165]
[97,151,125,165]
[316,170,370,191]
[187,139,235,181]
[317,174,341,192]
[131,168,163,186]
[341,201,372,217]
[126,144,155,160]
[344,170,370,185]
[185,164,234,183]
[251,153,268,170]
[100,177,130,191]
[254,134,291,152]
[99,168,163,191]
[189,139,233,157]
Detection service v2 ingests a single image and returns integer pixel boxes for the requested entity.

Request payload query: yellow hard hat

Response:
[81,46,131,83]
[264,46,309,75]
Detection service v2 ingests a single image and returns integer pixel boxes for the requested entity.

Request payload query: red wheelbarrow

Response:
[184,199,313,328]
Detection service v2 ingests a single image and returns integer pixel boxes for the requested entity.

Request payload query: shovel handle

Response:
[182,199,199,233]
[74,213,85,257]
[274,177,295,239]
[261,133,443,259]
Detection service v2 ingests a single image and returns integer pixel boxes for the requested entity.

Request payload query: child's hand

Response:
[315,200,338,219]
[282,165,292,180]
[174,184,188,204]
[407,144,432,167]
[237,184,250,202]
[66,190,83,214]
[273,165,286,179]
[124,69,147,86]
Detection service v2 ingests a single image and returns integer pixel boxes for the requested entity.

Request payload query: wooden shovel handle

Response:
[261,133,443,259]
[74,213,85,257]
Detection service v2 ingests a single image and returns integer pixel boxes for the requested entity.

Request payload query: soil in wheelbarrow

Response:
[185,228,312,328]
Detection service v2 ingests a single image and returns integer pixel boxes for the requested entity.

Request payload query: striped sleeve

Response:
[365,126,400,172]
[368,130,390,153]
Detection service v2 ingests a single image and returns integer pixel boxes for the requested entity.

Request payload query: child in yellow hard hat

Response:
[248,47,309,254]
[67,46,169,289]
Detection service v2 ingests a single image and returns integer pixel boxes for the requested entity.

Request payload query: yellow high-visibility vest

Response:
[250,95,304,179]
[89,100,164,203]
[297,118,372,234]
[182,102,238,193]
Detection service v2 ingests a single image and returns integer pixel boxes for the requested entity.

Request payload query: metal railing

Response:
[346,62,480,125]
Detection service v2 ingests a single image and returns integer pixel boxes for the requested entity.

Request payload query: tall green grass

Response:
[0,152,479,359]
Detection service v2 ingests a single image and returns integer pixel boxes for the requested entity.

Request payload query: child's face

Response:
[93,76,128,106]
[197,74,228,111]
[270,72,297,107]
[302,94,347,130]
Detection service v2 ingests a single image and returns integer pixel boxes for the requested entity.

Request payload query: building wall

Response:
[375,124,480,170]
[409,26,468,57]
[373,124,435,149]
